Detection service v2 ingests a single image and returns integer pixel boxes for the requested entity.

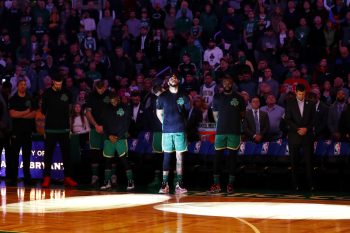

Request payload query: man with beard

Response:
[86,80,110,186]
[156,75,190,194]
[208,76,245,194]
[41,75,77,188]
[285,84,315,191]
[328,89,347,141]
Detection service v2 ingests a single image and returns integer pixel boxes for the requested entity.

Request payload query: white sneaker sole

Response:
[175,189,188,194]
[100,186,112,190]
[159,189,169,194]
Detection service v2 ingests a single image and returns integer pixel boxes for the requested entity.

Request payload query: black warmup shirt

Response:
[42,88,72,131]
[8,93,34,134]
[212,91,245,135]
[156,90,190,133]
[86,89,110,127]
[101,103,131,139]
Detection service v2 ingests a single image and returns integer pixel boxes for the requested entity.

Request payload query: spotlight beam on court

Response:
[4,194,171,213]
[154,202,350,220]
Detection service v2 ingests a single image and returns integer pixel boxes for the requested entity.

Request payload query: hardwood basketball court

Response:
[0,182,350,233]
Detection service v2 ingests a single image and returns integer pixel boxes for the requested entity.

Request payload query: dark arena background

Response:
[1,0,350,232]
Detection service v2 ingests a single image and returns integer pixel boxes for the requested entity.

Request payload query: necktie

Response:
[188,108,193,120]
[254,110,260,134]
[141,36,146,50]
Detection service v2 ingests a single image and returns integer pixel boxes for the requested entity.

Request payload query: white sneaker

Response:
[126,180,135,191]
[175,181,187,194]
[100,180,112,190]
[159,182,169,194]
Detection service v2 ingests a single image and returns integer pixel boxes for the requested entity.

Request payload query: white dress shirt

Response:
[297,98,304,117]
[141,36,146,50]
[133,104,140,121]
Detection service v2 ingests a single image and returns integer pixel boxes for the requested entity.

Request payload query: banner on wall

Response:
[0,141,64,180]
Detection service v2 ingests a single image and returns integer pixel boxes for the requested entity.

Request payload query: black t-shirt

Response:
[8,93,34,134]
[212,92,245,135]
[101,103,131,139]
[156,90,190,133]
[42,88,72,131]
[86,89,110,127]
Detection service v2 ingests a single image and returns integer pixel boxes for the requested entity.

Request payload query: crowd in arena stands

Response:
[1,0,350,190]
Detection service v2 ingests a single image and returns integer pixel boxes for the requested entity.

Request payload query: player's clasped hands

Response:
[109,135,118,144]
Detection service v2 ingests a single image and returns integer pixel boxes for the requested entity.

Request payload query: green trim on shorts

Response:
[103,139,128,158]
[89,128,106,150]
[152,132,163,153]
[103,151,114,158]
[162,132,187,153]
[215,134,241,150]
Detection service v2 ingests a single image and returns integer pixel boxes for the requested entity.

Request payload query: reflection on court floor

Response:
[154,202,350,220]
[3,192,170,214]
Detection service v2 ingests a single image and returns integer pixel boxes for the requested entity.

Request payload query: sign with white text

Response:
[0,141,64,179]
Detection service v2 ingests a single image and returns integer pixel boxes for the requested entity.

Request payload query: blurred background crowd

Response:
[1,0,350,166]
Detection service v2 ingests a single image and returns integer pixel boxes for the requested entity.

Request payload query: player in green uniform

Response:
[86,80,110,186]
[144,83,164,188]
[208,77,245,194]
[156,75,190,194]
[100,92,134,191]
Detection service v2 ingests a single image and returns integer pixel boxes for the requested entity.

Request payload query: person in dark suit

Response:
[135,26,152,57]
[328,89,347,141]
[129,91,145,138]
[340,101,350,142]
[186,95,203,142]
[285,84,316,191]
[243,96,270,143]
[339,101,350,175]
[307,89,330,140]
